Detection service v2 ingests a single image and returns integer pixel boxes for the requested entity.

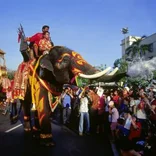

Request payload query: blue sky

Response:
[0,0,156,70]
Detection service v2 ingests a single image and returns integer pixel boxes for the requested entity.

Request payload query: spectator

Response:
[150,99,156,128]
[104,91,112,134]
[113,90,120,108]
[109,101,119,141]
[2,87,12,115]
[79,92,90,136]
[88,89,99,133]
[96,94,105,134]
[136,93,147,123]
[61,88,73,124]
[129,115,142,142]
[117,111,132,137]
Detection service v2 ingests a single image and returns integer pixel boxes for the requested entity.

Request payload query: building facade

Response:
[121,36,141,56]
[121,33,156,60]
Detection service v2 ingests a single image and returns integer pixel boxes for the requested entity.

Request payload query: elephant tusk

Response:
[107,67,119,76]
[78,67,112,79]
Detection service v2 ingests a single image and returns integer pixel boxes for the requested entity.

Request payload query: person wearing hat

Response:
[108,101,119,141]
[124,87,130,92]
[123,87,130,100]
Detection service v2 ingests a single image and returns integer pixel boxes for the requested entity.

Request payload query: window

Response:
[148,43,153,52]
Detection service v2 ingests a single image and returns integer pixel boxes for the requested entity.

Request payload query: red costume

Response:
[27,33,43,46]
[26,33,43,57]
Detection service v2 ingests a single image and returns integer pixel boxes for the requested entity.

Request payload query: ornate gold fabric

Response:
[40,133,52,139]
[13,60,35,100]
[1,77,11,92]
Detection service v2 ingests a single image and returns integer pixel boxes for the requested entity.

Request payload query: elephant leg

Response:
[31,110,41,139]
[35,83,54,146]
[21,99,31,132]
[32,110,40,131]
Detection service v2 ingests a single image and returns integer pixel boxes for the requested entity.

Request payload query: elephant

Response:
[14,27,126,146]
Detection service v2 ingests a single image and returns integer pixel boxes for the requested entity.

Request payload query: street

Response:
[0,113,113,156]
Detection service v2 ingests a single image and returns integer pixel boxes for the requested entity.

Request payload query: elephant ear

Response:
[39,55,55,76]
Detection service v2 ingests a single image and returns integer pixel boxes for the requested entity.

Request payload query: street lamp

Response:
[121,27,129,57]
[121,27,129,34]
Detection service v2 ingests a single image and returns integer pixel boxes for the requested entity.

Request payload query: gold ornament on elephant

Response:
[40,133,52,139]
[31,55,44,110]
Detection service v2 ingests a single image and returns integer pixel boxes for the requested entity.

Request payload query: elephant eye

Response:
[63,57,70,63]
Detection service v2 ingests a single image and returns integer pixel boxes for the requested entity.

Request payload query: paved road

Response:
[0,112,113,156]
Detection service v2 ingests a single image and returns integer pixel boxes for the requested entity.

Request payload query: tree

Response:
[152,70,156,79]
[114,58,128,73]
[94,64,107,71]
[126,36,149,59]
[113,58,128,85]
[7,68,15,80]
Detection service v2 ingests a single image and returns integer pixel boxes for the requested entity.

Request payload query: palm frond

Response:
[140,44,149,55]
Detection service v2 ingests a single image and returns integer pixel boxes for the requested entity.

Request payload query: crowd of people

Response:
[56,85,156,156]
[1,82,156,155]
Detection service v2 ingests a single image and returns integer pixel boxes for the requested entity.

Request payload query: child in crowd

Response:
[109,101,119,141]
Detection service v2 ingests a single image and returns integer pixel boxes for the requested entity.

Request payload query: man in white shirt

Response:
[79,92,90,136]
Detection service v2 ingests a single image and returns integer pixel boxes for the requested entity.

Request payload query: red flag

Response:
[18,31,22,43]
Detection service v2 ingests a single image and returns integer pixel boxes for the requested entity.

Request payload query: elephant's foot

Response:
[44,141,55,147]
[23,121,31,132]
[32,126,41,139]
[32,126,40,131]
[40,139,55,147]
[40,134,55,147]
[24,128,31,132]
